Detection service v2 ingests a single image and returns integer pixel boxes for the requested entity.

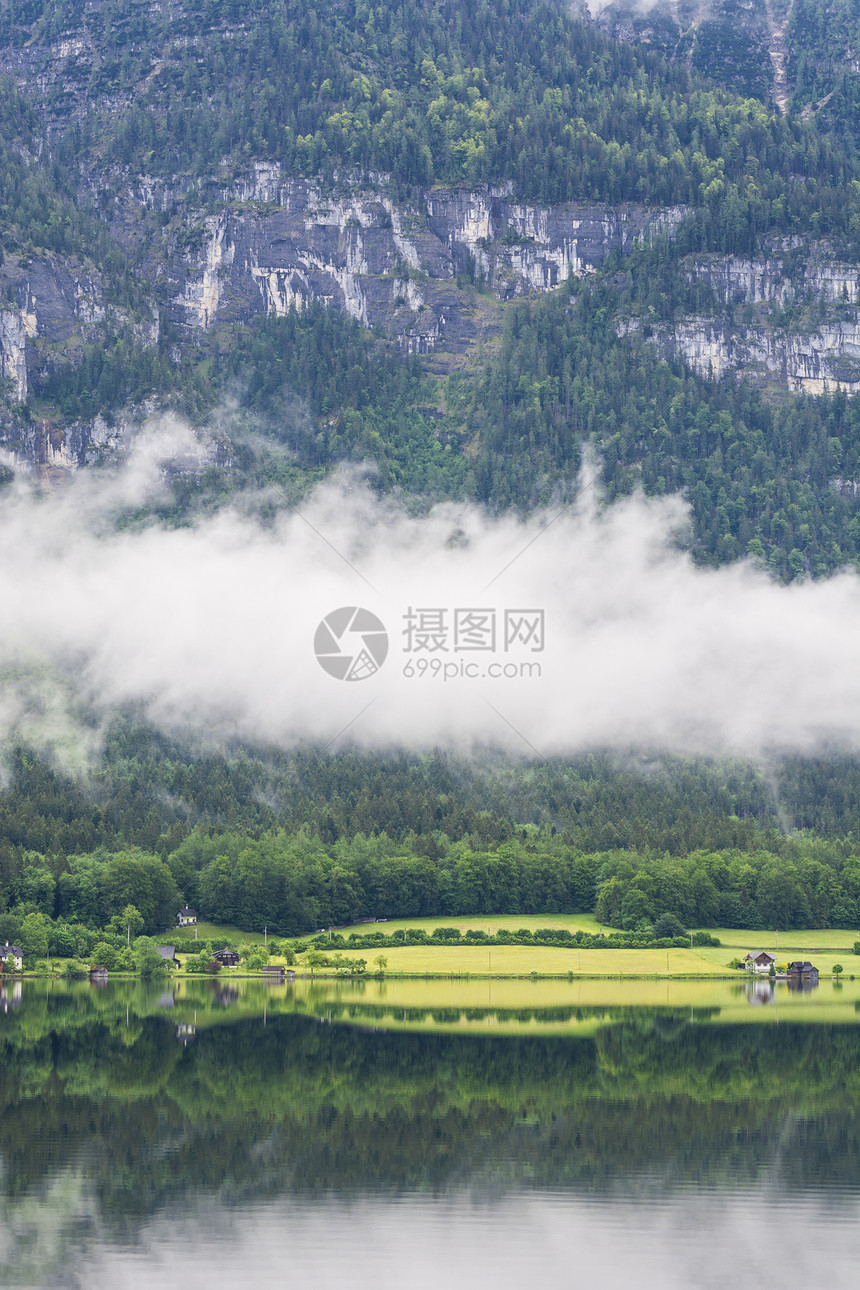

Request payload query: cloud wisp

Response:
[0,420,858,762]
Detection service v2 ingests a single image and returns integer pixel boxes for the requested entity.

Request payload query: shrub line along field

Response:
[333,914,860,950]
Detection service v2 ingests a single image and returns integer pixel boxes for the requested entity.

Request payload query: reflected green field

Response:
[289,973,860,1032]
[5,970,853,1039]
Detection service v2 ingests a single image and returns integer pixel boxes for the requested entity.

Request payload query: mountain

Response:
[0,3,854,556]
[2,1,860,915]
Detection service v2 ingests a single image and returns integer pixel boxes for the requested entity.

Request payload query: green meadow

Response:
[320,944,724,976]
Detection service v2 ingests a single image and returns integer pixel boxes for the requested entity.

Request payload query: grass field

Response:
[693,945,857,975]
[339,915,860,953]
[699,927,859,951]
[167,916,860,977]
[171,921,266,946]
[316,944,729,976]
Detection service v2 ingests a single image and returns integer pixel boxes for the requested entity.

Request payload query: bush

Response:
[691,931,721,946]
[133,937,168,977]
[91,941,119,971]
[244,946,270,971]
[652,913,687,940]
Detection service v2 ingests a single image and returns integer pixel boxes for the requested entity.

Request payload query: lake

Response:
[2,976,859,1288]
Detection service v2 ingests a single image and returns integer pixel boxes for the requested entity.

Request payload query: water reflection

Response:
[69,1193,860,1290]
[787,974,820,994]
[0,979,21,1012]
[746,978,776,1005]
[1,980,859,1288]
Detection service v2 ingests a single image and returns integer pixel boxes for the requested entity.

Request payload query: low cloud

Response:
[0,417,859,764]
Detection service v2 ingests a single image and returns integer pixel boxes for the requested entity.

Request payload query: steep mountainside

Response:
[0,0,859,579]
[3,1,860,894]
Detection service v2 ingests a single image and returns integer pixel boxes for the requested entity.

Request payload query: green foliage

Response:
[9,0,859,247]
[473,276,860,578]
[243,946,270,970]
[109,903,144,940]
[653,911,688,940]
[18,910,49,958]
[594,847,860,932]
[133,935,168,978]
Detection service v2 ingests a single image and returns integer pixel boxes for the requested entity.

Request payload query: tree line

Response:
[2,827,860,950]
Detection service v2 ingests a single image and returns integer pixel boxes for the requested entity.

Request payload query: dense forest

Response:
[2,723,860,949]
[0,0,852,244]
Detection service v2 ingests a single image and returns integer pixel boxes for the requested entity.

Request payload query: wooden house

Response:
[89,966,109,983]
[787,961,819,981]
[743,950,777,974]
[157,945,181,967]
[1,943,24,972]
[213,948,240,967]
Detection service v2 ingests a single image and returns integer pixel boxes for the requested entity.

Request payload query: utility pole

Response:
[264,925,267,948]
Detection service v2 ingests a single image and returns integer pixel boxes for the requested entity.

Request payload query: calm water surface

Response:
[2,977,859,1288]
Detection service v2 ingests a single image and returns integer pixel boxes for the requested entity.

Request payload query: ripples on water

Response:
[1,979,859,1289]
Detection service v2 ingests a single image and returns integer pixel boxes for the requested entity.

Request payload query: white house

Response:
[1,942,24,971]
[176,906,198,927]
[743,950,777,974]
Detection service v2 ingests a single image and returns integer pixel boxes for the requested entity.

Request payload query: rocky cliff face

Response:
[645,246,860,392]
[0,308,27,402]
[7,165,860,473]
[160,171,686,360]
[0,251,153,409]
[664,317,860,394]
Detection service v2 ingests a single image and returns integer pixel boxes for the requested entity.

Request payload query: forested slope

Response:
[0,1,859,920]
